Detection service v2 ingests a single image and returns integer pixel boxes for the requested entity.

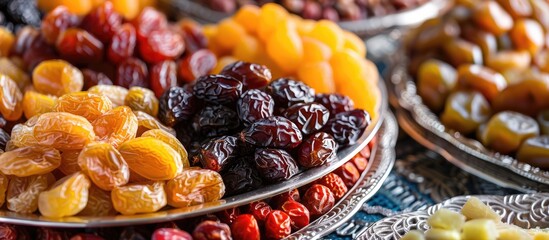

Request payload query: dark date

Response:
[192,105,240,137]
[240,116,303,149]
[195,136,238,172]
[220,61,272,90]
[253,148,299,183]
[221,156,263,196]
[237,89,274,126]
[314,93,355,115]
[159,86,199,127]
[266,78,315,108]
[297,132,338,168]
[283,103,330,135]
[193,74,243,105]
[322,109,371,146]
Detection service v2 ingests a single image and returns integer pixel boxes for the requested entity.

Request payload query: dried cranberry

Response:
[115,57,149,88]
[283,103,330,135]
[0,224,17,240]
[150,60,178,98]
[192,221,231,240]
[82,68,113,90]
[196,136,238,172]
[81,1,122,44]
[159,86,199,126]
[267,78,315,108]
[247,201,272,225]
[280,200,310,230]
[220,61,272,90]
[139,29,185,64]
[297,132,338,168]
[241,116,303,149]
[216,208,240,225]
[322,109,371,146]
[221,157,263,196]
[192,105,240,137]
[315,93,355,116]
[41,6,79,44]
[237,89,274,126]
[108,23,137,64]
[152,228,192,240]
[302,184,335,218]
[316,172,348,200]
[178,49,217,83]
[22,35,57,71]
[351,146,370,173]
[70,233,105,240]
[57,28,104,64]
[231,214,260,240]
[132,7,168,41]
[193,75,243,105]
[265,210,292,240]
[335,162,361,187]
[179,20,208,53]
[253,148,299,183]
[271,189,300,209]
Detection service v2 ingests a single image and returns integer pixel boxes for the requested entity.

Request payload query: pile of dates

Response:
[0,145,372,240]
[160,61,372,196]
[410,0,549,168]
[196,0,429,21]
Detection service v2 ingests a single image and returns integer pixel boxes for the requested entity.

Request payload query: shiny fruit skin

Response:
[54,91,113,122]
[142,129,190,168]
[196,136,238,172]
[108,23,137,64]
[283,103,330,135]
[267,78,315,108]
[33,112,95,150]
[38,172,91,218]
[32,59,83,97]
[0,146,61,177]
[302,184,335,218]
[237,89,274,126]
[111,181,167,215]
[253,148,299,183]
[231,214,260,240]
[78,142,129,191]
[220,61,272,90]
[193,74,243,105]
[124,87,159,117]
[178,49,217,83]
[6,174,50,213]
[115,58,149,88]
[150,60,177,98]
[316,172,348,200]
[335,162,361,187]
[165,168,225,208]
[264,210,292,240]
[192,221,231,240]
[80,1,122,44]
[248,201,272,225]
[158,86,199,127]
[152,228,192,240]
[56,28,104,65]
[280,200,310,230]
[0,74,23,121]
[297,132,338,168]
[139,29,185,64]
[221,158,262,196]
[322,110,371,146]
[41,6,79,44]
[241,116,303,149]
[92,106,138,148]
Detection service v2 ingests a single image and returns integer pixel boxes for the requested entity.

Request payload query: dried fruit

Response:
[139,29,185,64]
[220,61,272,90]
[316,173,348,200]
[34,112,95,150]
[32,60,83,97]
[56,28,104,64]
[22,91,56,119]
[142,129,190,168]
[10,123,39,148]
[165,168,225,208]
[231,214,260,240]
[152,228,192,240]
[0,224,16,240]
[158,86,199,127]
[115,58,149,88]
[217,207,240,225]
[253,148,299,183]
[78,142,129,191]
[237,89,274,126]
[283,103,329,135]
[265,210,292,240]
[92,106,138,147]
[267,78,315,108]
[193,105,240,138]
[0,74,23,121]
[221,158,262,196]
[335,162,360,187]
[193,74,243,104]
[297,132,338,168]
[41,6,79,44]
[78,184,116,216]
[135,110,176,136]
[111,181,167,215]
[6,174,50,213]
[81,1,122,44]
[108,23,137,64]
[241,116,303,149]
[150,60,177,98]
[323,110,371,146]
[248,201,272,224]
[178,49,217,83]
[280,200,310,230]
[302,184,335,218]
[196,136,239,172]
[314,94,354,116]
[88,84,128,107]
[125,87,159,116]
[192,221,231,240]
[54,92,113,122]
[38,172,91,218]
[271,189,300,209]
[0,146,61,177]
[0,173,8,208]
[119,137,182,180]
[132,7,168,41]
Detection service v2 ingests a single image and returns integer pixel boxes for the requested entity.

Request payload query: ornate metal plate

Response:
[389,54,549,192]
[0,82,389,228]
[157,0,450,37]
[361,193,549,239]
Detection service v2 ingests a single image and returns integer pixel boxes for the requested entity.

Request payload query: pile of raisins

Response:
[159,60,371,196]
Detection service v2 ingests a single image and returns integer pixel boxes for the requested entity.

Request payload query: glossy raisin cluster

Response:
[158,61,371,197]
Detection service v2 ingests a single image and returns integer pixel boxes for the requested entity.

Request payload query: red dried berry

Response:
[271,189,300,209]
[132,7,168,41]
[150,60,178,98]
[41,6,79,44]
[265,210,292,240]
[316,173,348,200]
[139,29,185,64]
[81,1,122,44]
[70,233,105,240]
[178,49,217,83]
[248,201,272,224]
[179,20,208,53]
[351,147,370,173]
[302,184,335,218]
[152,228,192,240]
[115,57,149,88]
[108,23,137,64]
[280,200,310,230]
[192,221,231,240]
[12,26,40,56]
[216,207,240,225]
[56,28,104,64]
[231,214,260,240]
[82,68,113,90]
[0,224,17,240]
[335,162,361,188]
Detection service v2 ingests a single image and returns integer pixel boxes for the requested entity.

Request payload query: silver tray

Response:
[0,82,389,228]
[361,193,549,239]
[158,0,451,37]
[389,55,549,192]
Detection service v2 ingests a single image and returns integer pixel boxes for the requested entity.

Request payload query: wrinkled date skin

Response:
[0,224,17,240]
[323,109,371,146]
[248,201,272,225]
[265,210,292,240]
[231,214,260,240]
[221,157,262,196]
[241,116,303,149]
[281,200,310,230]
[302,184,335,218]
[297,132,338,168]
[196,136,238,172]
[266,78,315,108]
[158,86,199,127]
[165,168,225,208]
[316,173,348,200]
[314,93,355,116]
[216,207,240,225]
[335,162,360,188]
[192,105,240,138]
[283,103,330,135]
[220,61,272,90]
[193,74,243,105]
[192,220,231,240]
[271,189,300,209]
[253,148,299,183]
[237,89,274,126]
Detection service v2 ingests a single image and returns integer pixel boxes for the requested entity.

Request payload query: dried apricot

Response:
[233,5,260,34]
[266,20,303,74]
[118,137,182,180]
[38,172,91,218]
[297,62,335,94]
[111,181,166,215]
[257,3,288,41]
[134,110,176,136]
[88,84,128,107]
[32,60,84,96]
[0,146,61,177]
[7,174,50,213]
[343,31,366,57]
[165,168,225,208]
[141,129,190,168]
[33,112,96,150]
[125,87,159,116]
[54,92,113,122]
[302,37,332,63]
[112,0,139,20]
[330,49,364,88]
[78,184,116,216]
[92,106,138,148]
[78,142,129,191]
[0,74,23,121]
[22,91,56,119]
[214,19,246,53]
[307,20,344,52]
[59,150,81,176]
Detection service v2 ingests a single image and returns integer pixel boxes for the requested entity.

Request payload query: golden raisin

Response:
[78,184,116,216]
[473,1,514,36]
[38,172,91,218]
[54,92,113,122]
[0,173,8,208]
[0,74,23,121]
[33,60,84,96]
[88,85,128,107]
[111,181,166,215]
[0,146,61,177]
[10,121,39,148]
[92,106,138,148]
[59,150,81,176]
[165,168,225,208]
[7,174,51,213]
[0,58,31,90]
[0,27,14,57]
[142,129,189,168]
[23,91,57,119]
[33,112,96,150]
[134,111,176,136]
[78,142,129,191]
[124,87,159,116]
